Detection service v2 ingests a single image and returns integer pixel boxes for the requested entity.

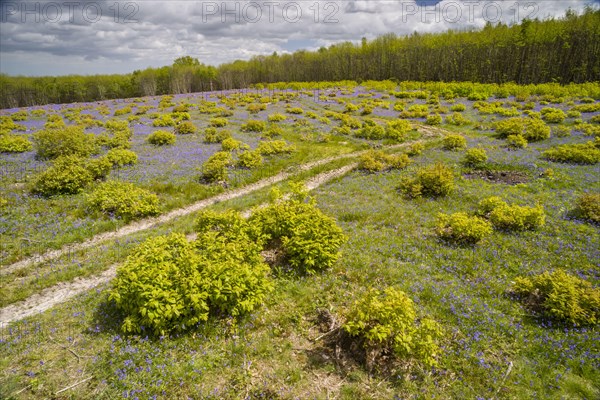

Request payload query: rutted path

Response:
[0,162,358,324]
[2,135,437,277]
[0,132,442,324]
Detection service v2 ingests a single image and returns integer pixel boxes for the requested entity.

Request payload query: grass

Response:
[1,85,599,399]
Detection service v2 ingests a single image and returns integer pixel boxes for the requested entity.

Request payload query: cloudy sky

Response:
[0,0,596,76]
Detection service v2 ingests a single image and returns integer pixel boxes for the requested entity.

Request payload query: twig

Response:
[12,384,32,396]
[491,361,513,400]
[55,376,92,395]
[49,336,82,362]
[313,327,340,342]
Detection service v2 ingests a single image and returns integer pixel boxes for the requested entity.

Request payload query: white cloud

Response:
[0,0,595,76]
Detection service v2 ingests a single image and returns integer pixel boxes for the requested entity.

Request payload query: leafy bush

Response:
[203,128,231,143]
[262,125,283,139]
[247,103,267,114]
[0,134,32,153]
[512,270,600,326]
[44,114,66,129]
[436,212,493,245]
[87,180,159,220]
[256,140,295,155]
[110,210,274,335]
[249,192,347,275]
[147,130,176,146]
[407,142,424,156]
[478,198,545,232]
[152,114,175,127]
[106,148,138,167]
[86,156,113,180]
[385,119,412,140]
[400,163,455,198]
[355,124,385,140]
[201,151,231,183]
[522,118,551,141]
[495,117,550,141]
[241,120,266,132]
[574,193,600,223]
[30,155,93,196]
[442,134,467,150]
[237,150,263,169]
[463,148,488,168]
[450,103,466,112]
[445,112,471,126]
[175,121,197,134]
[425,114,442,126]
[209,117,228,127]
[494,117,525,138]
[506,134,528,149]
[221,137,242,152]
[540,107,567,123]
[343,287,442,369]
[287,107,304,114]
[33,126,98,159]
[542,142,600,164]
[358,150,411,173]
[268,113,287,122]
[552,125,571,137]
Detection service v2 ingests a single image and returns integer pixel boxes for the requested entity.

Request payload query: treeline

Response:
[1,8,598,109]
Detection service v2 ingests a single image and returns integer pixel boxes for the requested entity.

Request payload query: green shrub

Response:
[262,125,283,139]
[249,192,346,275]
[442,134,467,150]
[425,114,442,126]
[108,234,209,335]
[385,119,412,140]
[241,120,266,132]
[495,117,525,138]
[152,114,175,127]
[355,124,385,140]
[193,211,272,318]
[407,142,424,156]
[44,114,66,129]
[106,148,138,167]
[33,126,98,159]
[10,110,28,121]
[30,155,93,196]
[87,181,159,220]
[86,156,112,180]
[343,287,442,369]
[523,118,551,141]
[463,148,488,168]
[175,121,197,134]
[358,150,411,173]
[567,110,582,119]
[541,107,567,123]
[542,142,600,164]
[506,134,528,149]
[574,193,600,223]
[436,212,493,245]
[114,106,132,116]
[247,103,266,114]
[0,134,32,153]
[476,196,506,217]
[209,117,228,127]
[221,137,242,152]
[256,140,295,155]
[450,103,466,112]
[486,202,545,232]
[237,150,263,169]
[147,130,176,146]
[268,113,287,122]
[445,112,471,126]
[552,125,571,137]
[201,151,231,183]
[203,128,231,143]
[513,270,600,326]
[286,107,304,114]
[401,163,455,198]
